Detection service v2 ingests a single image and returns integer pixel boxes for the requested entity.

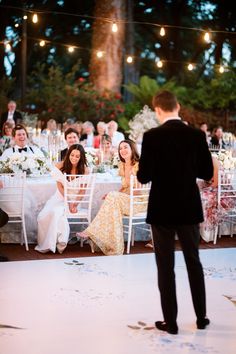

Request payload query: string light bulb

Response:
[15,23,19,28]
[160,27,165,36]
[39,40,46,47]
[187,63,194,71]
[126,56,133,63]
[96,51,104,58]
[68,46,74,53]
[23,15,27,20]
[204,32,211,42]
[111,22,118,33]
[219,65,225,73]
[32,14,38,23]
[156,60,163,68]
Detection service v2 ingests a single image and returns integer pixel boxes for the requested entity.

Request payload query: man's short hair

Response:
[64,127,80,139]
[152,90,178,112]
[83,121,95,131]
[12,124,28,137]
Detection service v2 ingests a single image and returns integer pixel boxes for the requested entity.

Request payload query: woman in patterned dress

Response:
[199,156,236,242]
[77,140,146,255]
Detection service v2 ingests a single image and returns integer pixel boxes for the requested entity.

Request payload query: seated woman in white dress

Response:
[35,144,89,254]
[77,140,147,256]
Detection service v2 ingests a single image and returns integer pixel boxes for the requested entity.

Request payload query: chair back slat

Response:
[123,174,152,253]
[64,173,96,224]
[0,172,28,250]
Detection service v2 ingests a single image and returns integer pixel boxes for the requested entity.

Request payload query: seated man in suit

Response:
[59,127,80,161]
[210,126,225,148]
[0,124,44,160]
[0,100,22,136]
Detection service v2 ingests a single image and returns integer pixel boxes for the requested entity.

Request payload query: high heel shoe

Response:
[76,232,95,253]
[76,231,89,240]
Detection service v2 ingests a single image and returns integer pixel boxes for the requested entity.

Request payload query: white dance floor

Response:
[0,248,236,354]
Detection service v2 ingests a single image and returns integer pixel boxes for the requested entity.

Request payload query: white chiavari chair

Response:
[0,172,28,250]
[123,175,151,254]
[217,168,236,244]
[63,173,96,251]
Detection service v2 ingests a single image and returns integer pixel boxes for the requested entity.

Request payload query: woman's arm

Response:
[211,156,219,188]
[57,181,64,197]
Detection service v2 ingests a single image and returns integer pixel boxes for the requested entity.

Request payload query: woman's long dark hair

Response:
[118,139,139,165]
[60,144,87,174]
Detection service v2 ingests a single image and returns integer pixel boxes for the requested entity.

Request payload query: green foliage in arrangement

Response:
[124,72,236,113]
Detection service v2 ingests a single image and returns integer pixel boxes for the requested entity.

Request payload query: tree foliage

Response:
[26,62,125,125]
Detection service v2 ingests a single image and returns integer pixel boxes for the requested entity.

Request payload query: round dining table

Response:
[0,172,121,244]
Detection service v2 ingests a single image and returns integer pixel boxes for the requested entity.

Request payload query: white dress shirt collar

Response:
[163,116,181,124]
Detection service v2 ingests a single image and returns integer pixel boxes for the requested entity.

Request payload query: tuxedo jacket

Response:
[137,119,213,225]
[0,111,23,135]
[60,148,68,161]
[210,135,226,148]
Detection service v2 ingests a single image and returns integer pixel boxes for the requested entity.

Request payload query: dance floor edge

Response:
[0,248,236,354]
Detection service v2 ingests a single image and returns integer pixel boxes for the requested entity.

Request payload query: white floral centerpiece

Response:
[128,105,159,143]
[85,150,99,167]
[111,153,120,168]
[0,154,51,176]
[223,132,235,147]
[212,150,236,170]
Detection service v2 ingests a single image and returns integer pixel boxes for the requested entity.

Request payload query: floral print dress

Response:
[199,181,236,242]
[83,162,147,255]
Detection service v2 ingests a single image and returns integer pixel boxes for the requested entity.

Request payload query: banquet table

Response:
[0,172,151,244]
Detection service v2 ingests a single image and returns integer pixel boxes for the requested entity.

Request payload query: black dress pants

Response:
[151,224,206,326]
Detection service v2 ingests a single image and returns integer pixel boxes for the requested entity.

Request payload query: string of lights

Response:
[25,35,231,74]
[0,4,236,36]
[0,6,234,75]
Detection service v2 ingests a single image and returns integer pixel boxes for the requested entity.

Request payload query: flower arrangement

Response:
[85,150,99,166]
[223,132,235,147]
[111,154,120,168]
[0,154,51,176]
[0,137,11,156]
[128,105,159,143]
[212,150,236,170]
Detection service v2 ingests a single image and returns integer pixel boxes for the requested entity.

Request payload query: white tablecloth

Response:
[1,173,151,244]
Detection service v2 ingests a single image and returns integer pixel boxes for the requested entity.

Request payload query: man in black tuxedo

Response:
[0,100,22,136]
[137,90,213,335]
[60,128,80,161]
